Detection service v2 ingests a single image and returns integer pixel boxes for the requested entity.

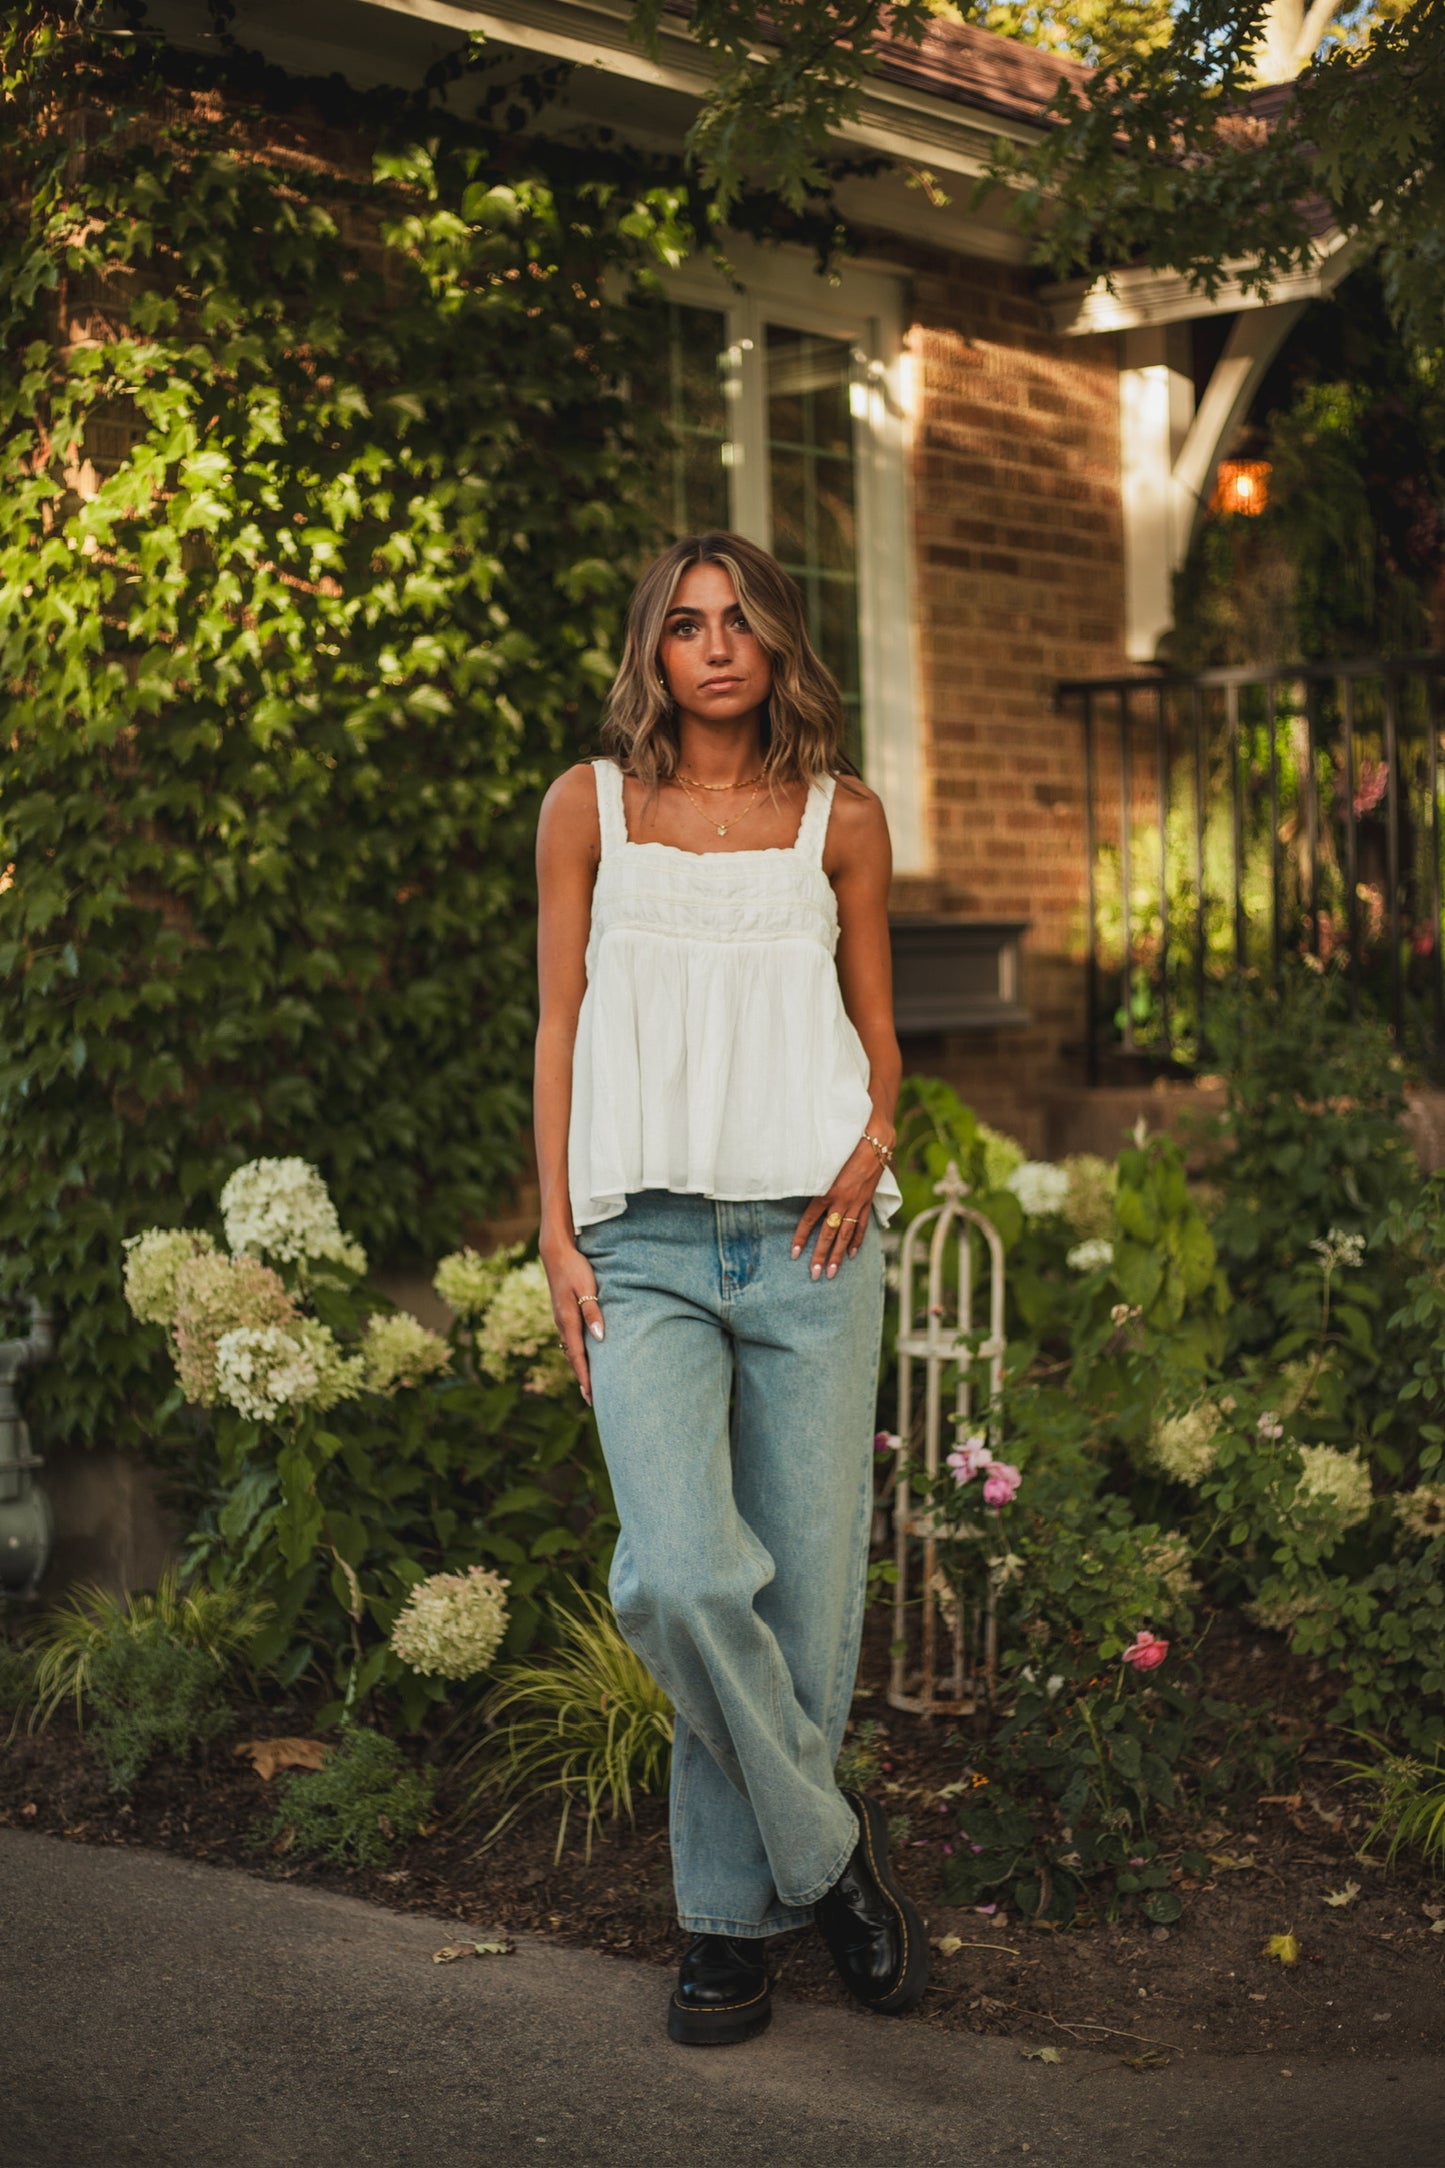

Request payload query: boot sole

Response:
[667,1990,773,2047]
[839,1789,931,2016]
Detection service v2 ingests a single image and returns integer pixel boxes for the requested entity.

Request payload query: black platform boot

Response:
[667,1932,773,2046]
[813,1790,929,2015]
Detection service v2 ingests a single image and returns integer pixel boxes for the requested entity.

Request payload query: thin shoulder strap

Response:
[795,772,838,867]
[592,759,627,859]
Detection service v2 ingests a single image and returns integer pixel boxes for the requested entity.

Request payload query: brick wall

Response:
[885,242,1127,1151]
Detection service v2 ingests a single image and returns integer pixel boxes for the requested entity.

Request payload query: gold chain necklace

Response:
[676,769,764,793]
[673,774,763,837]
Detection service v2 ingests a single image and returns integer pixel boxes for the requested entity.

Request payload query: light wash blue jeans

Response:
[577,1190,885,1938]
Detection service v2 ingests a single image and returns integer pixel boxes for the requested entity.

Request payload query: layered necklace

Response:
[673,767,765,838]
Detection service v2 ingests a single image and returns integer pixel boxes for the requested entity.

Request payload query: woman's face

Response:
[657,561,773,725]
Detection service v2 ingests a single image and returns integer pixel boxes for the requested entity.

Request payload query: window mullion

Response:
[728,296,770,547]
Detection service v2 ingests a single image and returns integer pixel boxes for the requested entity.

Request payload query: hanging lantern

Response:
[1212,459,1271,516]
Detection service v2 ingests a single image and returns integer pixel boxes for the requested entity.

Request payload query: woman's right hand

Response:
[541,1237,604,1408]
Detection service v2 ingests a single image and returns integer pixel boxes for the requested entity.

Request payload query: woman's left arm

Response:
[791,780,901,1279]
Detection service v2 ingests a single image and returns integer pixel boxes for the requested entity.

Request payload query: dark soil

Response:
[4,1609,1441,2067]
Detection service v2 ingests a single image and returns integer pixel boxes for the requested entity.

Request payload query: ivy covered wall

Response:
[0,13,691,1450]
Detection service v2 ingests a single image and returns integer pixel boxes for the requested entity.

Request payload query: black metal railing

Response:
[1055,656,1445,1082]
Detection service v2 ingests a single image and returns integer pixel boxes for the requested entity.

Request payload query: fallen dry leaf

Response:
[1122,2049,1171,2071]
[1208,1851,1259,1872]
[1262,1932,1300,1965]
[233,1737,331,1781]
[935,1934,963,1957]
[1322,1881,1361,1909]
[1020,2046,1062,2064]
[432,1940,515,1963]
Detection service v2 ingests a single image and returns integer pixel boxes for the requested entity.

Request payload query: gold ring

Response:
[577,1293,600,1306]
[842,1215,858,1225]
[825,1210,843,1229]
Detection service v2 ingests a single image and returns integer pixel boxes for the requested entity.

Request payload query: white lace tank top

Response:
[567,759,902,1231]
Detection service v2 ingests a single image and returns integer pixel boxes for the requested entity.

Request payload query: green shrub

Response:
[261,1728,437,1870]
[460,1584,673,1861]
[28,1569,268,1731]
[86,1626,234,1793]
[122,1167,617,1721]
[0,1634,35,1719]
[1342,1738,1445,1874]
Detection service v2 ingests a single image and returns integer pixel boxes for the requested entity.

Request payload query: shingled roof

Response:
[871,15,1089,129]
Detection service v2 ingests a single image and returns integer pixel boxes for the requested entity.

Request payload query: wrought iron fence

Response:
[1055,657,1445,1081]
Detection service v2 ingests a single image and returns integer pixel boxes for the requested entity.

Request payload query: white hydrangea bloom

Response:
[122,1227,217,1327]
[976,1122,1025,1192]
[1393,1484,1445,1545]
[1149,1402,1222,1485]
[1066,1237,1115,1273]
[389,1564,511,1680]
[1142,1532,1198,1610]
[216,1325,323,1422]
[360,1311,452,1395]
[432,1242,524,1321]
[475,1257,574,1397]
[1005,1160,1071,1218]
[1294,1446,1373,1537]
[214,1319,361,1421]
[220,1158,366,1274]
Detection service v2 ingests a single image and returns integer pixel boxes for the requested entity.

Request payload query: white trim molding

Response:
[1045,225,1363,338]
[665,243,927,874]
[1119,303,1304,660]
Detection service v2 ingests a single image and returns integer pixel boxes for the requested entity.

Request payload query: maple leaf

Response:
[1263,1932,1300,1965]
[233,1737,331,1782]
[1322,1882,1361,1909]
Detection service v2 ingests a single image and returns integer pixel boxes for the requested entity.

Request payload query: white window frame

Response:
[661,242,925,875]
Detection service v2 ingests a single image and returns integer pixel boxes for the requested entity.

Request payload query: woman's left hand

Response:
[792,1138,887,1279]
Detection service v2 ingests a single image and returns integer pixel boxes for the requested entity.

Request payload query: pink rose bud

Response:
[1121,1629,1169,1672]
[981,1460,1022,1509]
[947,1434,993,1484]
[874,1430,900,1456]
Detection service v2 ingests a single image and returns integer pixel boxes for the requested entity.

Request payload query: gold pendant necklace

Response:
[674,774,763,837]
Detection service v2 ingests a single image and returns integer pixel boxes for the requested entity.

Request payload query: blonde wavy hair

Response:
[601,533,858,790]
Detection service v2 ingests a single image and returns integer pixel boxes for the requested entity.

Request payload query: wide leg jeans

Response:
[577,1190,885,1937]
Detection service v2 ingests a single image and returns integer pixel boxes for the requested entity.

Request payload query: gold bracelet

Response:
[862,1129,895,1168]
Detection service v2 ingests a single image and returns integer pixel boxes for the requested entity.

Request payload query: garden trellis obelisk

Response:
[888,1160,1005,1717]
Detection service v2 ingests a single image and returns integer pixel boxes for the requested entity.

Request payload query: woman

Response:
[534,532,927,2046]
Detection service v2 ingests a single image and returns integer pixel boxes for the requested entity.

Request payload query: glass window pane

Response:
[631,300,730,540]
[766,323,863,759]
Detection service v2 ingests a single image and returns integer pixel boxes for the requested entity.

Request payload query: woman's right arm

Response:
[534,764,605,1404]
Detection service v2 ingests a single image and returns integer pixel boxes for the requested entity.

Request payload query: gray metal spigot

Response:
[0,1302,54,1600]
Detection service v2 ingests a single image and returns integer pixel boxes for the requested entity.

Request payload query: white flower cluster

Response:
[1066,1237,1115,1273]
[1393,1484,1445,1545]
[475,1256,574,1398]
[1149,1402,1222,1485]
[1006,1160,1071,1218]
[360,1311,452,1396]
[1060,1154,1117,1241]
[433,1242,524,1321]
[220,1158,366,1275]
[1141,1532,1198,1612]
[976,1122,1025,1192]
[1309,1227,1366,1273]
[1292,1445,1373,1538]
[389,1564,511,1680]
[122,1228,217,1327]
[215,1325,325,1423]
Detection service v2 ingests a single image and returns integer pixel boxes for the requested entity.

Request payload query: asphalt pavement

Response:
[3,1827,1441,2168]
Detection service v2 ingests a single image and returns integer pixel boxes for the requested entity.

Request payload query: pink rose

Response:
[874,1430,902,1456]
[981,1460,1021,1509]
[1121,1629,1169,1672]
[947,1434,993,1484]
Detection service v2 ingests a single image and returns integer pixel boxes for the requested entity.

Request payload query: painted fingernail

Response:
[827,1262,838,1278]
[811,1263,821,1279]
[791,1244,801,1258]
[589,1320,603,1340]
